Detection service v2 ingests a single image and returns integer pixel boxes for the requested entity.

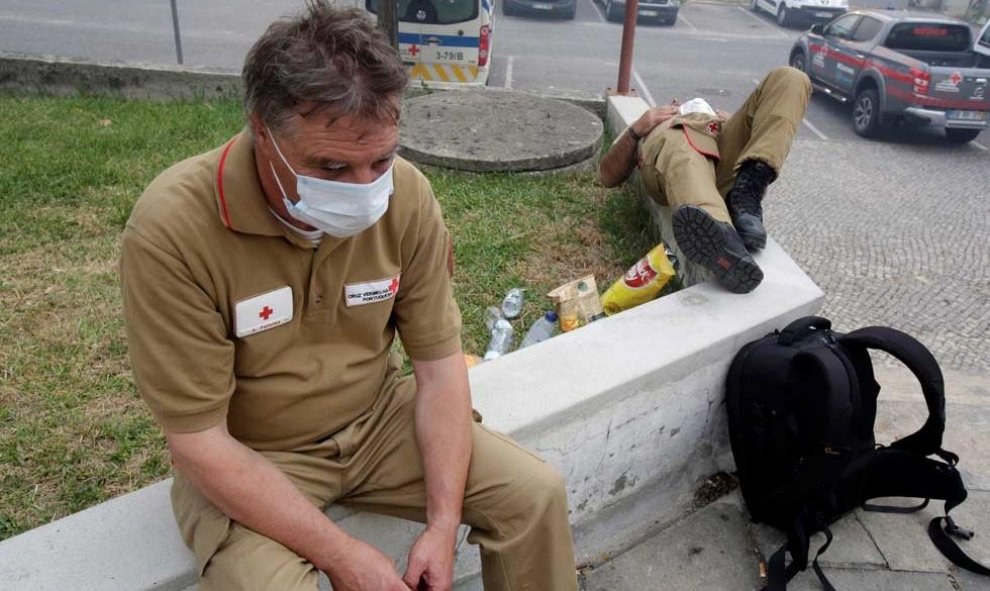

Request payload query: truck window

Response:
[851,17,883,42]
[366,0,479,25]
[884,23,972,52]
[825,15,860,40]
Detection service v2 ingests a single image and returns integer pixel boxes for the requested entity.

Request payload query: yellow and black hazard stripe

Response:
[409,63,481,84]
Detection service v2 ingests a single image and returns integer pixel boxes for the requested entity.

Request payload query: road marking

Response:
[678,12,698,31]
[801,118,829,140]
[633,68,657,106]
[737,6,789,39]
[589,0,607,23]
[505,55,514,89]
[971,141,988,151]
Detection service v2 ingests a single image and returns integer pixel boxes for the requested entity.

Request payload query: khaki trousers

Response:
[638,66,811,223]
[171,378,578,591]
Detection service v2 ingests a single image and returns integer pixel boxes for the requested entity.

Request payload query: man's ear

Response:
[248,114,268,144]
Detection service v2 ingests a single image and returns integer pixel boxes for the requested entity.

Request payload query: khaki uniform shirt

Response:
[120,130,462,452]
[638,113,725,200]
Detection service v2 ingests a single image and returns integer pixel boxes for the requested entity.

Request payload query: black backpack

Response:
[726,316,989,590]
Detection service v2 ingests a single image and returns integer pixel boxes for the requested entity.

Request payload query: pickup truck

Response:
[790,11,990,142]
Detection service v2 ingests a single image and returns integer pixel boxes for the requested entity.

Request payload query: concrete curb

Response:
[0,52,606,119]
[0,52,242,101]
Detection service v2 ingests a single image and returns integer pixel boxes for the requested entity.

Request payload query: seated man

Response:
[599,67,811,294]
[119,3,577,590]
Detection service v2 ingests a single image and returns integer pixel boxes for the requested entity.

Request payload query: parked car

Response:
[751,0,847,28]
[504,0,577,19]
[790,10,990,142]
[598,0,680,25]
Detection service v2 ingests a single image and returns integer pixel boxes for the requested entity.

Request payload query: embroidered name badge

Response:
[344,274,400,307]
[234,286,293,338]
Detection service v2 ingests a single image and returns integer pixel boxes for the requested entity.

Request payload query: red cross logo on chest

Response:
[259,306,274,321]
[708,121,720,135]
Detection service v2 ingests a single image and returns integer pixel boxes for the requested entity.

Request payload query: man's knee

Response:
[768,66,811,94]
[514,462,569,519]
[200,523,318,591]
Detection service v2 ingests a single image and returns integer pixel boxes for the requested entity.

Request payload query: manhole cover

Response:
[400,90,603,172]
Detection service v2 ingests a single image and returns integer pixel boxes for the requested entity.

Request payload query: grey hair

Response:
[242,1,409,131]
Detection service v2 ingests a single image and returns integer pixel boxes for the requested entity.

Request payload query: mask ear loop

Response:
[265,125,299,178]
[268,162,293,203]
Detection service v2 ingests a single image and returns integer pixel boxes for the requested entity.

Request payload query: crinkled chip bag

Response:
[602,243,678,316]
[547,275,605,333]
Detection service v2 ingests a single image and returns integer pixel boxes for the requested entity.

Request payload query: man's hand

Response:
[630,103,680,138]
[324,538,410,591]
[402,526,458,591]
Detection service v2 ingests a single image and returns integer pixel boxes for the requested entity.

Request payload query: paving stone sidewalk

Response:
[582,368,990,591]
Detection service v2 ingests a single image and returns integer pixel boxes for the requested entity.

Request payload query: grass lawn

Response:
[0,95,655,541]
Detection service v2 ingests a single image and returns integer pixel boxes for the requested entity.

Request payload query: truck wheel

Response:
[853,88,881,138]
[776,5,791,26]
[503,0,516,15]
[751,0,760,12]
[945,129,981,143]
[563,4,576,18]
[789,50,806,73]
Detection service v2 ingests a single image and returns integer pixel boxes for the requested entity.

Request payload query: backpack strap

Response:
[838,326,946,458]
[929,516,990,576]
[841,328,990,578]
[763,347,858,512]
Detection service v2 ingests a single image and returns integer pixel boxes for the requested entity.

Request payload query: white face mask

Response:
[267,127,394,238]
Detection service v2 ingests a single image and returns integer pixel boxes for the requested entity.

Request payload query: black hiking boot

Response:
[727,160,776,251]
[672,205,764,294]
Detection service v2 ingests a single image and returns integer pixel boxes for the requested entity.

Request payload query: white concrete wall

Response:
[0,94,824,591]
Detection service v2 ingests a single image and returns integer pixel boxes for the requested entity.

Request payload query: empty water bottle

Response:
[484,305,503,331]
[483,318,514,361]
[501,288,524,320]
[519,311,559,349]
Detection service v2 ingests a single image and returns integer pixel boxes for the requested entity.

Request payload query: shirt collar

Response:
[214,128,289,238]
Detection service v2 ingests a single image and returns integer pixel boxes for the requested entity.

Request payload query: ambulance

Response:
[366,0,494,87]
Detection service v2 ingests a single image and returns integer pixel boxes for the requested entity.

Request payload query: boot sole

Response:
[672,206,764,294]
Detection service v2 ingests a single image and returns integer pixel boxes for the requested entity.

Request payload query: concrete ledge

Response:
[0,91,823,591]
[0,52,243,100]
[0,53,606,120]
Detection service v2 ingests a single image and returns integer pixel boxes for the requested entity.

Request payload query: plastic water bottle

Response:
[501,288,524,320]
[483,318,514,361]
[519,311,559,349]
[484,305,503,331]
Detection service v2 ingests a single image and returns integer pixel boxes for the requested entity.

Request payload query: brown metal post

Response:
[616,0,640,94]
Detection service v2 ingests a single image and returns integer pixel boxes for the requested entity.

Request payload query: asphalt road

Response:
[2,0,987,371]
